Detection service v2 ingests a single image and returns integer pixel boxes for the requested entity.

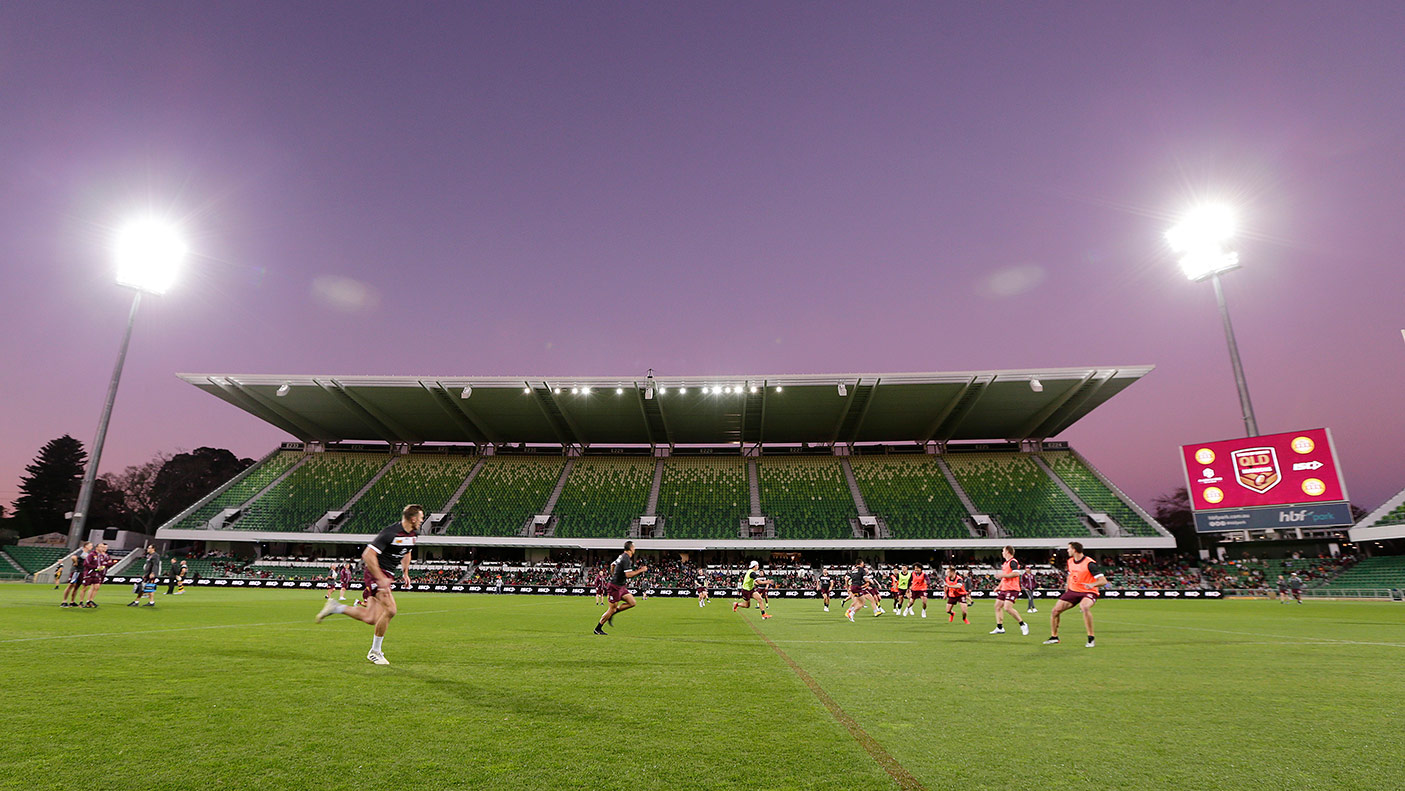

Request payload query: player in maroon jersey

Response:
[78,542,116,608]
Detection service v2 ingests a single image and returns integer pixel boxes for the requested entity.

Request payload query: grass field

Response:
[1,584,1402,791]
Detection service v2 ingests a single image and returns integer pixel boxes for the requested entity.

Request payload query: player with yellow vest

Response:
[1044,541,1108,647]
[732,560,773,619]
[989,546,1029,635]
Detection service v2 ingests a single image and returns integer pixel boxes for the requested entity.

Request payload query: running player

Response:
[59,541,92,607]
[731,560,772,619]
[844,560,883,621]
[696,569,710,607]
[989,546,1029,635]
[1289,573,1304,604]
[323,563,340,600]
[316,504,422,664]
[78,542,115,608]
[817,570,833,612]
[1044,542,1108,647]
[1021,567,1038,612]
[908,563,929,617]
[594,541,648,635]
[338,563,352,601]
[1276,575,1288,602]
[943,567,969,624]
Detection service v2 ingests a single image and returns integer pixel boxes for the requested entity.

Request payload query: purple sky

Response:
[3,3,1402,516]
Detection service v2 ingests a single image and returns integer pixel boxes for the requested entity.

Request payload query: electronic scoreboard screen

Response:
[1180,428,1351,532]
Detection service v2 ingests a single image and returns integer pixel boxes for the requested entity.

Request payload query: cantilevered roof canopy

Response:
[176,366,1153,447]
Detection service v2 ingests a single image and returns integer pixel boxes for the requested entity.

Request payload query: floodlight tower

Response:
[1165,205,1259,438]
[66,218,187,549]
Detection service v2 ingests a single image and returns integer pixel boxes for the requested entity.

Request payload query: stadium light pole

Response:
[1165,205,1259,438]
[66,218,187,549]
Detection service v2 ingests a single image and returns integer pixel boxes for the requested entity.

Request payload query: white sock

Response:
[371,635,384,653]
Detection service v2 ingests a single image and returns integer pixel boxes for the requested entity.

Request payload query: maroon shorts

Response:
[82,573,105,586]
[741,588,757,601]
[363,570,394,598]
[995,589,1020,602]
[864,586,880,598]
[910,590,927,599]
[606,583,630,603]
[946,595,966,606]
[1059,589,1098,605]
[696,587,707,595]
[849,585,864,596]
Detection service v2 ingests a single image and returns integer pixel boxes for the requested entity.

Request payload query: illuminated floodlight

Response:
[1165,204,1240,281]
[616,387,623,395]
[750,386,758,394]
[775,386,783,393]
[114,218,186,294]
[582,387,591,395]
[679,387,688,394]
[659,386,667,394]
[555,388,562,395]
[460,386,472,399]
[571,388,579,395]
[523,387,531,394]
[276,383,291,397]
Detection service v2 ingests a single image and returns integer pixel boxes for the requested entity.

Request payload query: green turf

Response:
[2,584,1402,790]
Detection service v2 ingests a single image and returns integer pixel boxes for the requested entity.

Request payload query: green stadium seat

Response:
[339,454,478,534]
[2,545,69,573]
[943,452,1087,538]
[756,456,857,540]
[849,456,971,539]
[233,453,388,531]
[448,457,565,536]
[552,457,654,538]
[656,457,749,539]
[176,451,303,529]
[1322,556,1405,591]
[1041,451,1161,537]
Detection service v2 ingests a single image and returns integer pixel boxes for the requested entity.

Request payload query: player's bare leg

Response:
[1080,598,1096,646]
[1045,598,1075,643]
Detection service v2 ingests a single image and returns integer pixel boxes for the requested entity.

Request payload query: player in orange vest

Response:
[908,564,930,618]
[1044,541,1108,647]
[943,568,970,624]
[989,546,1029,635]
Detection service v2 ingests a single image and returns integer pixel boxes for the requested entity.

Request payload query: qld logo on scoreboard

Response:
[1231,446,1281,494]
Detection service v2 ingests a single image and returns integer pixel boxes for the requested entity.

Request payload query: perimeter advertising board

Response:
[1180,428,1351,532]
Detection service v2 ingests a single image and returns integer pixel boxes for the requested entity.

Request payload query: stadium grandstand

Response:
[149,367,1174,553]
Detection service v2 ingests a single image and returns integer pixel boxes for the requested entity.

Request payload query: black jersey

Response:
[367,524,416,572]
[610,552,634,586]
[696,574,708,589]
[818,575,832,590]
[848,567,867,587]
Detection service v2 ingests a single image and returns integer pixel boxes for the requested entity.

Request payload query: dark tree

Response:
[1350,504,1369,524]
[10,435,87,538]
[147,447,254,525]
[1152,486,1199,553]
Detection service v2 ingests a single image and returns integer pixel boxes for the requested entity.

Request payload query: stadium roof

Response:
[176,366,1153,447]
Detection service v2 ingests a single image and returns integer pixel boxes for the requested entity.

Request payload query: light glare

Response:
[114,218,186,294]
[1166,204,1240,281]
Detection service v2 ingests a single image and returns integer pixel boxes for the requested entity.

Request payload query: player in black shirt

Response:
[696,571,709,608]
[817,572,833,612]
[316,504,422,664]
[595,541,647,635]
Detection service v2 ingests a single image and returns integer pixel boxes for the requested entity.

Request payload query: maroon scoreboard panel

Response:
[1180,428,1351,532]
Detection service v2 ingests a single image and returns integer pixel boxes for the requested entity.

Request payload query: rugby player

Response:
[323,562,340,600]
[338,562,352,601]
[908,564,929,617]
[844,560,883,622]
[595,541,648,635]
[896,565,913,616]
[593,566,607,606]
[731,560,772,619]
[817,569,833,612]
[78,542,115,608]
[943,567,969,624]
[1289,573,1304,604]
[696,569,709,607]
[316,504,422,664]
[59,541,92,607]
[989,546,1029,635]
[1043,541,1108,647]
[127,546,160,608]
[1276,575,1288,603]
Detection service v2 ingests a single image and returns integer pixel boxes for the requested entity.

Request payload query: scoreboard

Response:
[1180,428,1351,532]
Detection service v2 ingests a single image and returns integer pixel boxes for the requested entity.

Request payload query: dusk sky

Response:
[2,3,1402,516]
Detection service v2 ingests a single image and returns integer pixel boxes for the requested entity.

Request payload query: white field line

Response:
[1104,618,1405,649]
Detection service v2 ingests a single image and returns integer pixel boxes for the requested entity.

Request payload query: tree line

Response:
[2,435,253,539]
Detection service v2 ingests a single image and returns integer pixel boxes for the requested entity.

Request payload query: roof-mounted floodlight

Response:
[1029,378,1043,393]
[276,383,291,397]
[460,386,472,399]
[837,382,848,397]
